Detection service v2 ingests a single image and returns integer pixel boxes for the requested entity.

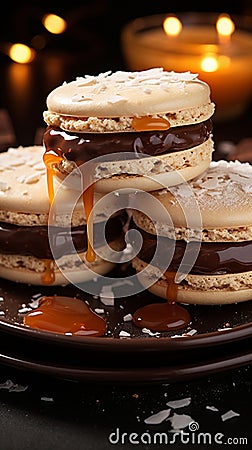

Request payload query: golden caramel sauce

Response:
[83,182,96,263]
[23,295,107,336]
[165,271,178,303]
[132,116,171,132]
[133,271,191,332]
[43,152,63,205]
[43,150,96,263]
[41,259,55,285]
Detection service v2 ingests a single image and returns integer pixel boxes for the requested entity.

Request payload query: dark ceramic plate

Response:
[0,265,252,382]
[0,345,251,384]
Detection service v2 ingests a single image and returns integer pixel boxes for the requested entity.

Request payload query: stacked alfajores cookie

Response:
[3,68,251,306]
[42,68,215,193]
[131,160,252,304]
[0,146,127,285]
[41,67,221,302]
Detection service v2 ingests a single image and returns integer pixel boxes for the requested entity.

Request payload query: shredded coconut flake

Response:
[94,308,105,314]
[168,413,195,430]
[0,379,28,392]
[119,330,131,338]
[41,396,54,402]
[144,409,171,425]
[169,159,252,211]
[221,410,240,421]
[67,68,199,102]
[0,181,9,191]
[206,405,219,412]
[141,327,160,337]
[123,313,133,322]
[167,397,192,409]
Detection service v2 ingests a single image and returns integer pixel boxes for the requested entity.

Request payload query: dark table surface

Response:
[0,363,251,450]
[0,16,252,447]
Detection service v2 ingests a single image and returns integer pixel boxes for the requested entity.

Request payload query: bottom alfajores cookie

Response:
[130,160,252,304]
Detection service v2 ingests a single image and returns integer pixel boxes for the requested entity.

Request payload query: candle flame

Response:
[42,14,67,34]
[163,16,182,37]
[216,14,235,44]
[8,43,35,64]
[201,55,219,73]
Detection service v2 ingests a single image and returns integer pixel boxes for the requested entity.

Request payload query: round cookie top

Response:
[46,68,212,118]
[0,146,50,215]
[0,146,107,224]
[133,160,252,241]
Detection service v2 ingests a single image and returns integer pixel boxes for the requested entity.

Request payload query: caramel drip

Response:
[23,295,107,336]
[132,116,170,132]
[43,150,96,263]
[41,259,55,285]
[83,181,96,263]
[165,271,178,303]
[132,271,191,332]
[43,152,63,205]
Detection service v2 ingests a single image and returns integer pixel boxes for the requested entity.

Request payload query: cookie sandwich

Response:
[43,67,215,193]
[0,146,127,285]
[131,160,252,305]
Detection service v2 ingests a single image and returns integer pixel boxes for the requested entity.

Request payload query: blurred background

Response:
[0,0,251,153]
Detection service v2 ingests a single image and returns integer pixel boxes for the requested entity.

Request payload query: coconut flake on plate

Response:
[0,379,28,392]
[166,397,192,409]
[41,396,54,402]
[144,408,171,425]
[119,330,131,339]
[221,410,240,421]
[168,413,195,431]
[141,327,160,337]
[123,313,133,322]
[206,405,219,412]
[94,308,105,314]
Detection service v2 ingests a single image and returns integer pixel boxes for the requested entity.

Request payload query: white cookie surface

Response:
[46,68,212,118]
[0,146,108,223]
[133,160,252,237]
[0,146,49,214]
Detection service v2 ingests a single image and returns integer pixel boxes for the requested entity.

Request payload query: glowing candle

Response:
[216,14,235,45]
[121,13,252,121]
[163,16,182,37]
[42,14,67,34]
[8,43,35,64]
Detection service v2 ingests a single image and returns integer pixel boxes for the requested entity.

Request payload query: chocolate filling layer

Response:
[0,212,127,260]
[130,223,252,275]
[43,120,212,163]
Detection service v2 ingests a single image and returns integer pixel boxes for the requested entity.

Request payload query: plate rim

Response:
[0,346,251,384]
[0,316,252,352]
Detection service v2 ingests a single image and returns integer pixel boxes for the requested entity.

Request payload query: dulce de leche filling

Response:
[43,119,212,164]
[131,224,252,275]
[0,212,127,260]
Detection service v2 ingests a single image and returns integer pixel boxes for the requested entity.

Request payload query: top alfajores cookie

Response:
[44,68,214,132]
[43,68,215,193]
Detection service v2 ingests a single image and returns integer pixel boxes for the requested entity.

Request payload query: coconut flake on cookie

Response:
[195,160,252,195]
[168,159,252,211]
[72,69,201,99]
